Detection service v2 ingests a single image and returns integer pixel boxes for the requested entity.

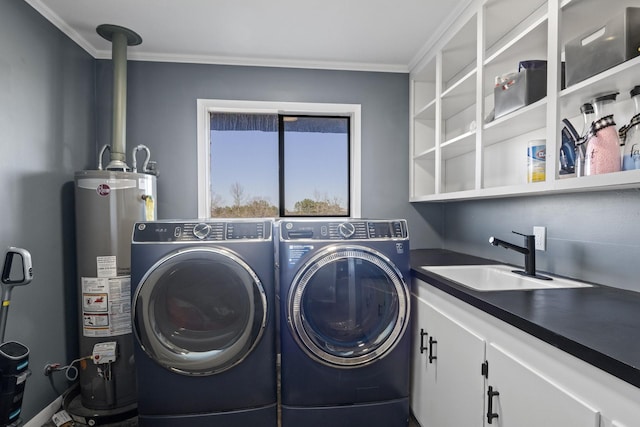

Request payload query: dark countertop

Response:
[410,249,640,389]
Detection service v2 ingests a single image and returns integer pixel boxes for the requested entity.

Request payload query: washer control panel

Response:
[280,219,407,241]
[133,220,271,242]
[337,222,356,238]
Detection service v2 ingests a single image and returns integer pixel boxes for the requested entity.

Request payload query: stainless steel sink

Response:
[422,265,593,291]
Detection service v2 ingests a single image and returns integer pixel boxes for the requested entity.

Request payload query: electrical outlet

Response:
[533,226,546,251]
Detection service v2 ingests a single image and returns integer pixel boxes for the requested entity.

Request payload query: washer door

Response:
[133,247,267,376]
[287,245,409,368]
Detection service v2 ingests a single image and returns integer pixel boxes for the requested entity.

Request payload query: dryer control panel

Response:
[280,219,407,241]
[133,220,272,242]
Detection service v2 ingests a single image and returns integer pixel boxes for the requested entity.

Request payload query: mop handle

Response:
[0,288,11,343]
[1,247,33,342]
[2,247,33,286]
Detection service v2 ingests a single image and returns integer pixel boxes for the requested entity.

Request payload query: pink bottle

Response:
[584,93,622,176]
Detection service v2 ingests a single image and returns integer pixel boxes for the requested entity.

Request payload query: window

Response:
[197,100,361,218]
[281,115,349,216]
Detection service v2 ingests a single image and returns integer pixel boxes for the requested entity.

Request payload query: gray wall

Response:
[95,60,444,246]
[11,0,638,419]
[0,0,95,420]
[1,8,443,417]
[441,190,640,292]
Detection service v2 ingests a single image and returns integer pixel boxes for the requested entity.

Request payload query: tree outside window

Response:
[209,112,349,218]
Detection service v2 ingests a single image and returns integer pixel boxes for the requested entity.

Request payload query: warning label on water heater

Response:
[96,256,117,278]
[81,276,131,337]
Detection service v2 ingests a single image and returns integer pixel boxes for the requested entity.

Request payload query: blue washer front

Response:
[131,219,277,427]
[278,218,411,427]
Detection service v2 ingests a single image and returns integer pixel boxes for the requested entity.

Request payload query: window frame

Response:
[196,99,362,218]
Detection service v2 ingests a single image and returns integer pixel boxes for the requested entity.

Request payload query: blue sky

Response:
[210,129,348,211]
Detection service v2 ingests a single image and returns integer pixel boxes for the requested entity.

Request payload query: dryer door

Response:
[133,247,267,376]
[287,245,409,368]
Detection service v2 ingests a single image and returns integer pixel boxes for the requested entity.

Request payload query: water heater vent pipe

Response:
[96,24,142,171]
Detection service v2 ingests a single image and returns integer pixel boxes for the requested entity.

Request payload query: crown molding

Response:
[25,0,409,73]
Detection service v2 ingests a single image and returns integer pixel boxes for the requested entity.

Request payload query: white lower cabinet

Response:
[411,295,485,427]
[485,343,600,427]
[411,277,640,427]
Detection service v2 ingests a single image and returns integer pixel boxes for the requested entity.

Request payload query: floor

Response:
[43,357,421,426]
[41,418,137,427]
[40,391,138,427]
[41,413,420,426]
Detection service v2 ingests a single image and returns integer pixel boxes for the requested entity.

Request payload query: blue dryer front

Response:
[131,220,277,427]
[278,219,411,427]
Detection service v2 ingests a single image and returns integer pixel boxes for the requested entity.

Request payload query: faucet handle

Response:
[511,230,533,238]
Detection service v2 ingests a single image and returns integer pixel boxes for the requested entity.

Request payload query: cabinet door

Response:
[411,295,486,427]
[429,301,486,427]
[486,343,600,427]
[410,296,431,425]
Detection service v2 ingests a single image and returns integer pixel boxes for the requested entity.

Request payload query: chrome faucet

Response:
[489,231,551,280]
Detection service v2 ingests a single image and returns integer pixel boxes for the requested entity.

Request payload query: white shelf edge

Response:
[414,147,437,160]
[484,97,547,130]
[414,98,437,119]
[442,68,477,98]
[409,184,547,202]
[441,131,476,160]
[410,170,640,202]
[442,130,476,148]
[551,170,640,192]
[484,8,548,66]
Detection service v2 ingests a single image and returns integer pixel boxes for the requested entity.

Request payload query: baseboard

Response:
[24,396,62,427]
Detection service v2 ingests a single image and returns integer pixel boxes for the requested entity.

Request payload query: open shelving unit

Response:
[409,0,640,202]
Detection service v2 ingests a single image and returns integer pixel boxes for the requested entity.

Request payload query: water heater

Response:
[74,169,156,410]
[72,24,157,420]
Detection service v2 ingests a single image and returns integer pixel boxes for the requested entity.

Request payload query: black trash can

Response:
[0,342,30,427]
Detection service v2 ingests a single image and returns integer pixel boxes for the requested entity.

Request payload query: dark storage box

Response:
[565,7,640,87]
[494,68,547,119]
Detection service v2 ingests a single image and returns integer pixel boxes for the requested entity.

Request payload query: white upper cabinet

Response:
[410,0,640,202]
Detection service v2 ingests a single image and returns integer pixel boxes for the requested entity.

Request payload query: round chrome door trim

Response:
[287,244,409,368]
[133,247,268,376]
